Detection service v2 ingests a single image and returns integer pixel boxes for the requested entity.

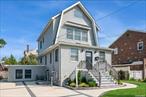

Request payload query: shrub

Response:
[88,81,96,87]
[143,78,146,82]
[81,76,87,83]
[79,82,89,87]
[118,70,129,80]
[70,82,76,87]
[129,77,135,81]
[0,76,3,80]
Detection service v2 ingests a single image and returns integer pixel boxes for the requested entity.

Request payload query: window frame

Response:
[82,30,88,42]
[137,41,144,51]
[74,10,83,18]
[70,48,78,61]
[45,55,47,65]
[114,48,118,55]
[50,52,52,64]
[67,27,73,39]
[74,29,81,40]
[99,51,105,62]
[55,49,59,62]
[25,69,31,79]
[16,69,23,79]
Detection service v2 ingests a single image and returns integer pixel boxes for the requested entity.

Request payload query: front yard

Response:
[102,80,146,97]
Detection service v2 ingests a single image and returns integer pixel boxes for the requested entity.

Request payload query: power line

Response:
[97,1,139,21]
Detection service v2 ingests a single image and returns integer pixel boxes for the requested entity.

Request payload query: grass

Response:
[102,80,146,97]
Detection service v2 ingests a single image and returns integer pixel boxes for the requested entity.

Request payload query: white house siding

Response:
[60,45,112,85]
[7,65,46,81]
[57,6,97,46]
[38,16,61,53]
[41,47,60,85]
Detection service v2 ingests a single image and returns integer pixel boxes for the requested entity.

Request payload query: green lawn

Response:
[102,81,146,97]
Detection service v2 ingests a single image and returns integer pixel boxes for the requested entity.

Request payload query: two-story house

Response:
[110,30,146,79]
[37,2,116,86]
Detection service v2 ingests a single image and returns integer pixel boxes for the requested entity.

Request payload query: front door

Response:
[86,51,92,70]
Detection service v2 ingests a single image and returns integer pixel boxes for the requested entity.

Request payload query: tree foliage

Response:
[0,39,7,48]
[2,55,17,65]
[20,54,38,65]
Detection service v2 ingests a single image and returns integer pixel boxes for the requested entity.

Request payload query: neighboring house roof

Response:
[37,1,100,46]
[109,29,146,47]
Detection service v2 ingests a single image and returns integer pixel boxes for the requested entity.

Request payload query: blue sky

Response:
[0,0,146,60]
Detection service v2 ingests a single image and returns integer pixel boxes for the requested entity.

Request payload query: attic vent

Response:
[74,10,82,18]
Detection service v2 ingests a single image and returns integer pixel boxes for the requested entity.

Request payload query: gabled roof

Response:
[37,1,99,45]
[109,29,146,47]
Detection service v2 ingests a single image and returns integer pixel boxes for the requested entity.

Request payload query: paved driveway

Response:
[0,81,137,97]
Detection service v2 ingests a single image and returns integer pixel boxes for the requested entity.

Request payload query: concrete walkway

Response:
[0,82,137,97]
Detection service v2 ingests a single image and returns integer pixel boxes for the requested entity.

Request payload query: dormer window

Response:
[74,10,82,18]
[137,41,144,51]
[82,30,88,42]
[40,41,43,49]
[66,27,88,42]
[67,28,73,39]
[75,29,81,40]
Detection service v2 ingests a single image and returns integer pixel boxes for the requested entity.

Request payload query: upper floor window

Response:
[50,53,52,64]
[75,29,81,40]
[82,31,88,42]
[67,28,73,39]
[39,37,44,49]
[70,48,78,61]
[74,10,82,18]
[114,48,118,55]
[66,27,88,42]
[137,41,144,51]
[55,49,58,62]
[40,41,43,49]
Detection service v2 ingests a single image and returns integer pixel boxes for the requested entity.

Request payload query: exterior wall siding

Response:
[7,65,46,81]
[57,6,96,46]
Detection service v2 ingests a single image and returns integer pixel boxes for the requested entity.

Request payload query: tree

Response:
[4,55,17,65]
[20,54,38,65]
[0,39,7,48]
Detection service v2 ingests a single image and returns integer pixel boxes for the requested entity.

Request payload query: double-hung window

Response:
[50,53,52,64]
[71,48,78,61]
[67,28,73,39]
[16,69,23,79]
[137,41,144,51]
[82,31,88,41]
[75,29,81,40]
[25,69,31,79]
[55,49,58,62]
[99,51,105,61]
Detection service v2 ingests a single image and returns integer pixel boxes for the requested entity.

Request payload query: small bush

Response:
[129,77,135,81]
[88,81,96,87]
[79,82,89,87]
[0,76,3,80]
[143,78,146,82]
[81,77,87,83]
[70,82,76,87]
[118,70,129,80]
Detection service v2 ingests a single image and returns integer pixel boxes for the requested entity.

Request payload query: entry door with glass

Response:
[85,51,93,70]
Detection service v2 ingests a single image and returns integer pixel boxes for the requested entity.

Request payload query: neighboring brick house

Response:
[109,30,146,79]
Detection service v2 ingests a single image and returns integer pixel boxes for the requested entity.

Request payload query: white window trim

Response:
[70,48,79,61]
[137,41,144,51]
[66,27,88,42]
[114,48,118,55]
